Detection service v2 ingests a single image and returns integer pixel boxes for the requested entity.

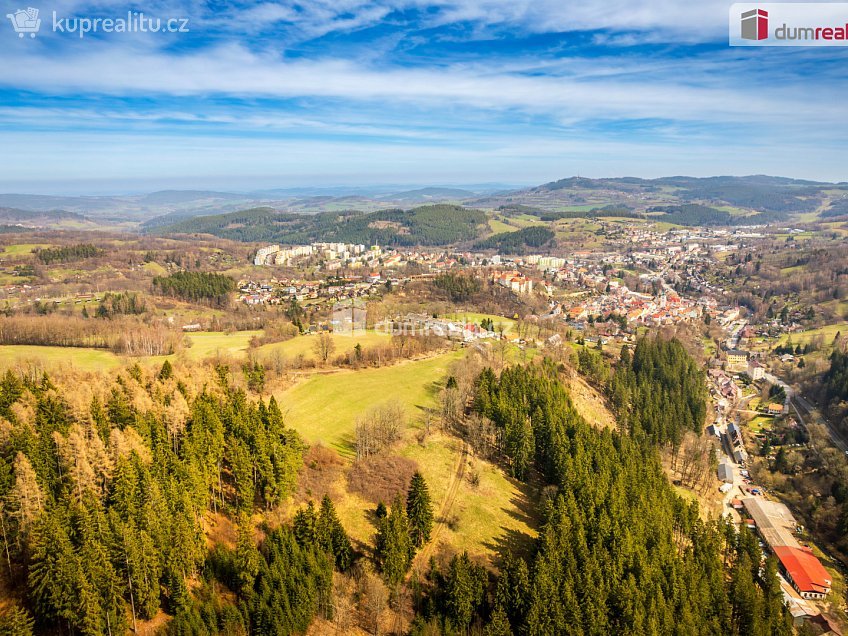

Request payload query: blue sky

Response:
[0,0,845,193]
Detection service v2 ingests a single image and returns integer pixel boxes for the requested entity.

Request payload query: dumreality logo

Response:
[731,3,848,46]
[741,8,768,40]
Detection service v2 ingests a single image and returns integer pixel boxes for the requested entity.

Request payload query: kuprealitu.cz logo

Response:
[6,6,190,38]
[731,3,848,45]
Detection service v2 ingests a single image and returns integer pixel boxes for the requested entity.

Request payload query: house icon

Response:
[741,8,768,40]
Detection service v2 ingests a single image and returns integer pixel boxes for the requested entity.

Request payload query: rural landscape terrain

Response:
[0,175,846,634]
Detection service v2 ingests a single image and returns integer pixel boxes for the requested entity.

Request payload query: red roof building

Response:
[773,546,832,600]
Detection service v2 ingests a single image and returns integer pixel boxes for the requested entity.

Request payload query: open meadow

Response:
[275,350,462,454]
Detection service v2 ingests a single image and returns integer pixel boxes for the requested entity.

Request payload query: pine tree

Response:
[376,495,412,586]
[443,552,486,630]
[317,496,353,571]
[406,472,434,548]
[158,359,174,381]
[7,453,43,548]
[375,501,387,519]
[0,605,34,636]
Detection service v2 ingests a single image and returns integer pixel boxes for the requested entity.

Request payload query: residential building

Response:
[726,349,749,370]
[767,403,785,416]
[748,360,766,380]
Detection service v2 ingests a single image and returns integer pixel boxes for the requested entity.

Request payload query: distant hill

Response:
[821,197,848,219]
[0,191,265,222]
[0,194,122,214]
[0,207,91,227]
[139,190,249,205]
[149,204,488,246]
[526,175,838,216]
[6,176,844,229]
[378,187,477,204]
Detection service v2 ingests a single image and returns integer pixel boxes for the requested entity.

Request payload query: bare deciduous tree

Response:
[355,401,405,460]
[313,332,336,365]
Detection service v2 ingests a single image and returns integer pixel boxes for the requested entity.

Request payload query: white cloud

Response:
[0,41,841,131]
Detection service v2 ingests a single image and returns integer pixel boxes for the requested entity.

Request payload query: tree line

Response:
[0,314,181,356]
[35,244,103,265]
[152,271,236,305]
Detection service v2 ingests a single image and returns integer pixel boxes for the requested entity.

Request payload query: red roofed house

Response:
[773,546,832,600]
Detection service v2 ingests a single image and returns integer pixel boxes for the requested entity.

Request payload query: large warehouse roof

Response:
[742,498,799,549]
[773,546,832,596]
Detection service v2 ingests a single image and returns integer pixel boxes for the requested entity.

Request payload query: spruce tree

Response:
[406,472,434,548]
[317,496,353,571]
[376,495,412,586]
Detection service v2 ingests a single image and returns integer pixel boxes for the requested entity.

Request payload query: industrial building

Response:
[742,498,832,600]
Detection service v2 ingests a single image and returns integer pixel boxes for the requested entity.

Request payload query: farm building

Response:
[742,498,833,600]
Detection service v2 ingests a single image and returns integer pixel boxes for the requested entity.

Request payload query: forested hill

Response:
[533,175,836,214]
[473,226,555,253]
[455,341,792,635]
[147,204,487,246]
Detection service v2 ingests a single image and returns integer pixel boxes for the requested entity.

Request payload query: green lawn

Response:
[0,345,122,372]
[747,415,773,435]
[275,351,462,456]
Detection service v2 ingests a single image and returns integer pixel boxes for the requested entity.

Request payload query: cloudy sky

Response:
[0,0,845,193]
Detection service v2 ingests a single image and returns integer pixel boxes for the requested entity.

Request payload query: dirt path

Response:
[413,439,468,570]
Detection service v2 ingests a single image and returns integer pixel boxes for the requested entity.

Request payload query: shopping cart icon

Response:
[7,7,41,38]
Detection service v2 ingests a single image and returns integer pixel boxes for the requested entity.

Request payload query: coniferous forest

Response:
[0,338,794,634]
[464,343,792,635]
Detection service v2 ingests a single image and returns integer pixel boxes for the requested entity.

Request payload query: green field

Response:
[276,351,462,455]
[777,323,847,348]
[183,330,261,360]
[142,261,168,276]
[509,214,546,228]
[487,218,514,234]
[0,243,52,256]
[441,311,517,333]
[0,345,122,372]
[258,330,391,361]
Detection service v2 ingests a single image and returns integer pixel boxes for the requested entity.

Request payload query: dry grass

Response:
[346,455,418,505]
